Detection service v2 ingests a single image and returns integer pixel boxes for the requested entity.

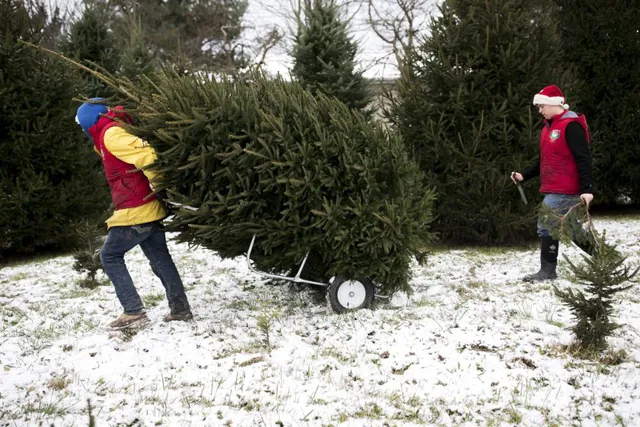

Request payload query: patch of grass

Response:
[225,297,259,311]
[215,342,265,359]
[405,395,422,408]
[60,288,95,299]
[413,297,440,307]
[47,375,72,391]
[506,406,523,424]
[0,305,27,326]
[467,279,489,289]
[321,347,354,363]
[385,391,425,422]
[455,286,472,299]
[391,363,414,375]
[27,302,60,322]
[11,272,28,281]
[310,397,329,405]
[18,324,63,355]
[71,318,99,333]
[114,325,147,343]
[615,413,627,426]
[426,403,442,423]
[143,292,165,308]
[546,319,564,328]
[144,394,166,405]
[352,402,384,419]
[17,324,58,352]
[541,302,564,327]
[225,299,256,311]
[180,380,204,388]
[601,395,616,412]
[556,342,627,365]
[238,355,264,367]
[181,395,214,408]
[77,277,109,289]
[508,300,534,320]
[21,394,74,417]
[599,349,628,365]
[238,398,262,411]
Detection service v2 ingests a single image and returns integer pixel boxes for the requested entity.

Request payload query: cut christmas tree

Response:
[104,69,435,308]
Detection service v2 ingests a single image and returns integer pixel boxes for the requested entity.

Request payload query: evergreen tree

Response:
[72,219,105,289]
[0,0,110,255]
[555,235,637,351]
[389,0,576,244]
[291,0,371,114]
[61,2,157,91]
[554,0,640,205]
[101,70,435,295]
[60,2,120,97]
[547,205,638,351]
[107,0,248,72]
[115,12,156,80]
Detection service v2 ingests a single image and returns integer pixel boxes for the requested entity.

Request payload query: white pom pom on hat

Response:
[532,85,570,110]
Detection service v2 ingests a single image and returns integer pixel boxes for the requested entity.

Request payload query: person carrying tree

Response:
[76,99,193,328]
[511,85,594,282]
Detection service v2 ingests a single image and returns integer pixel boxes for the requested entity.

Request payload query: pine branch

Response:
[19,41,141,103]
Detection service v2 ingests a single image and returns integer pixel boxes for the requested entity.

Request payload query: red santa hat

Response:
[532,85,570,110]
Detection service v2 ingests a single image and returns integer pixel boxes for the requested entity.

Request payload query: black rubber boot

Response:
[523,236,558,282]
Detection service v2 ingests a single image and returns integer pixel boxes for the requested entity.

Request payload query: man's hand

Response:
[510,172,524,184]
[580,193,594,207]
[154,190,178,214]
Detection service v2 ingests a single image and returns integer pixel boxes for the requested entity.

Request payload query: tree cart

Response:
[245,235,379,313]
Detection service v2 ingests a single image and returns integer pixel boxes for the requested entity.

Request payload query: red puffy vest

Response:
[88,110,156,210]
[539,112,590,195]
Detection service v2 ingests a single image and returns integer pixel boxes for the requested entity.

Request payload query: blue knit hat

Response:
[76,98,108,140]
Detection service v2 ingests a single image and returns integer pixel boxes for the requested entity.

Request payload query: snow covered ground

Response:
[1,215,639,426]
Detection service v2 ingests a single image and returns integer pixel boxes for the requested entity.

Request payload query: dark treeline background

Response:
[1,0,638,260]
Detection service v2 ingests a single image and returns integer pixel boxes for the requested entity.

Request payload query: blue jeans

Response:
[537,194,582,237]
[100,221,190,314]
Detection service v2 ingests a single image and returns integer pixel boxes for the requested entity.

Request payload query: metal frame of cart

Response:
[245,235,385,313]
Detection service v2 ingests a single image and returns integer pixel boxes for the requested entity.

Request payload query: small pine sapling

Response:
[543,202,638,352]
[72,220,105,289]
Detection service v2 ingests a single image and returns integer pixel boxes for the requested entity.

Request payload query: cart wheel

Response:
[328,277,375,313]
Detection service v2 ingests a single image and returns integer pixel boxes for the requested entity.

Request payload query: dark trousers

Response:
[100,221,190,314]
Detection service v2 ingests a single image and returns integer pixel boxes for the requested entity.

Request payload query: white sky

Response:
[54,0,437,80]
[242,0,436,80]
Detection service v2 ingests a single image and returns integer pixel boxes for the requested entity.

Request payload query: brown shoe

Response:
[109,312,148,329]
[163,311,193,322]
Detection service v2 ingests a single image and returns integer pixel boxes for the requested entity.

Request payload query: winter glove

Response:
[154,190,178,214]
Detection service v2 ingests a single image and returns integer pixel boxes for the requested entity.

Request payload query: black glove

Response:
[154,190,177,214]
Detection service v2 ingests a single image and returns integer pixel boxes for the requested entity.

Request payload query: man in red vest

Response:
[76,99,192,328]
[510,85,594,282]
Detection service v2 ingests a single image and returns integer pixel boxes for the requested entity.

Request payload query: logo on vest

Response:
[549,129,561,141]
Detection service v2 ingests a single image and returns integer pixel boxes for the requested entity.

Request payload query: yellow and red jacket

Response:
[87,109,166,228]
